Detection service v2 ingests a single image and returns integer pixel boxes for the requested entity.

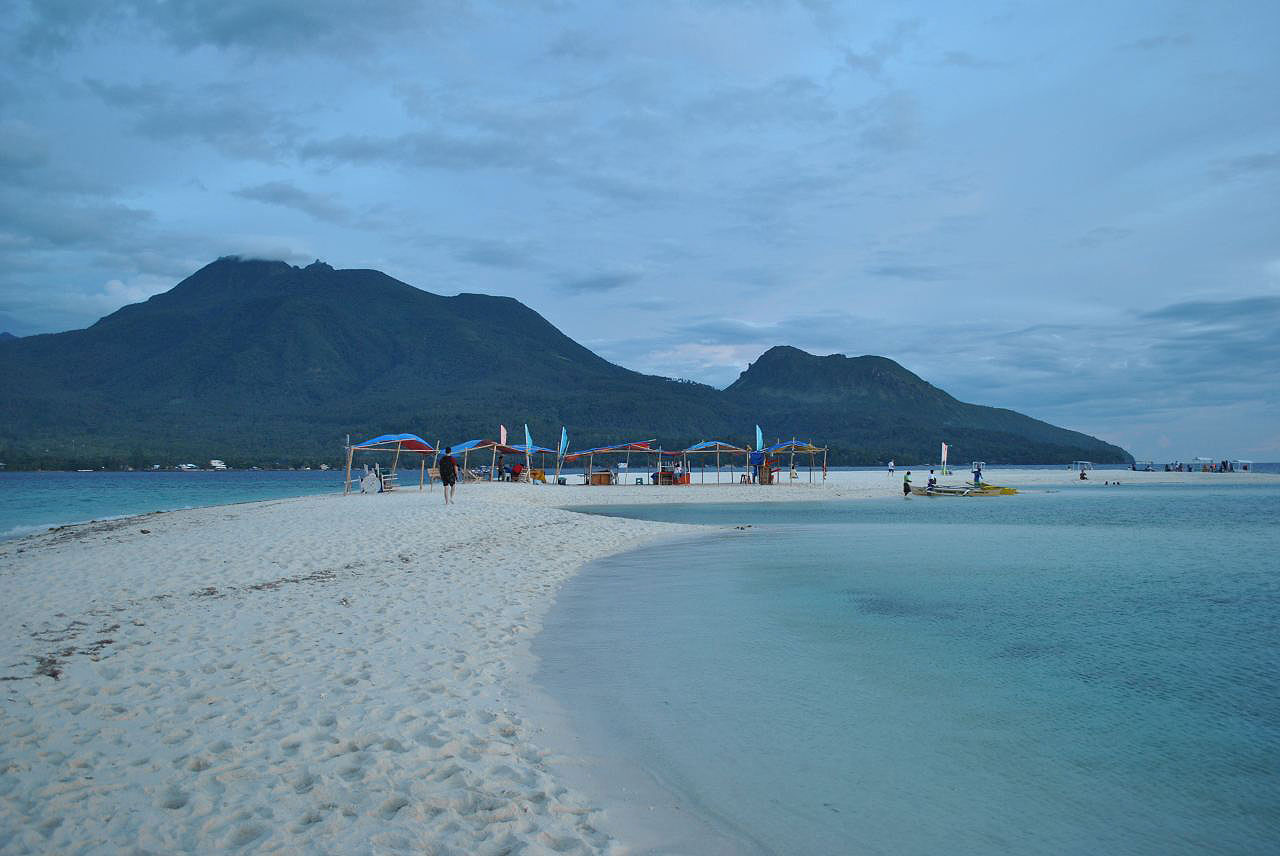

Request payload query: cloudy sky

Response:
[2,1,1278,458]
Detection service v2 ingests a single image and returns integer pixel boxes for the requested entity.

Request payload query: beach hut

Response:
[681,440,749,483]
[763,440,828,484]
[344,433,437,494]
[496,443,557,482]
[564,440,658,485]
[443,439,504,480]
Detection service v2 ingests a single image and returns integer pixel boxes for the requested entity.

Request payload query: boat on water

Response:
[910,481,1018,497]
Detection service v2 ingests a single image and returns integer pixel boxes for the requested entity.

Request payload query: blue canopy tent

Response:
[443,438,500,480]
[495,443,557,482]
[564,440,657,485]
[345,433,438,494]
[762,439,828,484]
[680,440,748,484]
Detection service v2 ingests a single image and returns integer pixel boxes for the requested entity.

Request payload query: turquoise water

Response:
[0,471,342,538]
[537,485,1280,855]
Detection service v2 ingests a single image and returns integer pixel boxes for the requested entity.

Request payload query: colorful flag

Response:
[524,424,532,449]
[500,424,507,446]
[558,427,569,458]
[755,425,764,451]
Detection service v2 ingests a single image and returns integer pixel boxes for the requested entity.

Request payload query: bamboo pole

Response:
[419,456,425,490]
[490,445,497,481]
[716,449,720,483]
[390,441,402,476]
[344,446,354,495]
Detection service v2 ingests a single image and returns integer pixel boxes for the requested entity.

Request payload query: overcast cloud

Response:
[1,0,1277,458]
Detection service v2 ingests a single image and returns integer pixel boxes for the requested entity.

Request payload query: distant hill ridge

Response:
[0,258,1131,468]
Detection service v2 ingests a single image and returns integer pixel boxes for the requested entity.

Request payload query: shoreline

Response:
[2,471,1277,851]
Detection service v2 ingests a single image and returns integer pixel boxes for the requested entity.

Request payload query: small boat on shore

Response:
[910,482,1018,497]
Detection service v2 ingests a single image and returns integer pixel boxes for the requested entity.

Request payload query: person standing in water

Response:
[438,446,459,505]
[903,470,912,496]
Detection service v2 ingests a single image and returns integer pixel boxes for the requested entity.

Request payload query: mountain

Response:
[0,258,1130,468]
[0,332,17,341]
[727,346,1129,464]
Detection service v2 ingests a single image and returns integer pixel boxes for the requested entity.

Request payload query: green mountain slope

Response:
[0,258,1130,467]
[726,346,1130,464]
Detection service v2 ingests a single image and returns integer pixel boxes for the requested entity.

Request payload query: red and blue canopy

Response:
[563,440,656,462]
[683,440,747,454]
[352,433,437,453]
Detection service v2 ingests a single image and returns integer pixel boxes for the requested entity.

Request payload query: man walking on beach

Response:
[438,446,459,505]
[903,470,912,497]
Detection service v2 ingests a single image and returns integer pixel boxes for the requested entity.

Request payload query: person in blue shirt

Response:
[749,448,764,483]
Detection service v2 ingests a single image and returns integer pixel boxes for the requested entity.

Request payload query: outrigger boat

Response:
[910,481,1018,497]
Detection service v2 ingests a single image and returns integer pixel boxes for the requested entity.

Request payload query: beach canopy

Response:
[683,440,747,454]
[563,440,656,461]
[352,433,437,453]
[764,440,825,454]
[499,443,557,455]
[446,438,499,454]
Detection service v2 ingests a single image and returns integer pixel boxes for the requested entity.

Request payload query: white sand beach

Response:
[0,467,1272,853]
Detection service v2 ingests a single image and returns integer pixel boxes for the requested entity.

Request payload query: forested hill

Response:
[726,346,1130,465]
[0,258,1130,468]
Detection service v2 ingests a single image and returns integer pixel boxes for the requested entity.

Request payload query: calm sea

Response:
[0,470,342,539]
[539,483,1280,855]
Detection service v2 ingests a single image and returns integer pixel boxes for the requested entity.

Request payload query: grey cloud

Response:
[1074,226,1133,248]
[856,90,918,151]
[939,50,1003,69]
[866,263,946,281]
[235,181,352,224]
[85,78,301,161]
[17,0,440,57]
[298,131,530,172]
[1142,295,1280,323]
[674,311,874,353]
[1120,33,1192,51]
[0,120,49,170]
[546,29,611,61]
[685,76,836,129]
[454,239,540,270]
[844,19,920,77]
[0,192,153,249]
[1211,151,1280,181]
[559,272,640,293]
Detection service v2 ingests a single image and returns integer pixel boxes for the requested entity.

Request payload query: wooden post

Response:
[490,445,497,481]
[391,441,402,475]
[823,448,828,481]
[419,456,425,490]
[716,449,720,483]
[344,446,354,495]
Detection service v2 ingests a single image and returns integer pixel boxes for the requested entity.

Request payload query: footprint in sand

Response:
[379,796,410,819]
[158,786,189,810]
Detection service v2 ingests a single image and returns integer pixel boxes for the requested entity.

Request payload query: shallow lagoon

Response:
[538,484,1280,855]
